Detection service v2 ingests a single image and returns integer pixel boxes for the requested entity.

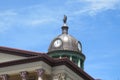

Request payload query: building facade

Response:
[0,16,94,80]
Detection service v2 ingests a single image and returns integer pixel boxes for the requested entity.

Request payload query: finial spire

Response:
[62,15,68,34]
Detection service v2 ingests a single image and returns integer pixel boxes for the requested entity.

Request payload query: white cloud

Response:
[0,10,17,16]
[0,0,119,33]
[71,0,120,16]
[25,18,54,26]
[0,10,17,33]
[0,5,59,33]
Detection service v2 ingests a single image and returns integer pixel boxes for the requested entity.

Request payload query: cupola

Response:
[47,15,85,69]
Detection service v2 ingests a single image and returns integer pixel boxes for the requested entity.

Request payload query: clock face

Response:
[54,39,62,47]
[78,42,82,51]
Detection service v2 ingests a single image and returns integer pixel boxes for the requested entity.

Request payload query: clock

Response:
[78,41,82,51]
[54,39,62,47]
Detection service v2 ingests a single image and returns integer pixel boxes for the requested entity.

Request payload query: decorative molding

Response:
[36,68,45,80]
[53,73,66,80]
[36,68,45,77]
[20,71,28,80]
[0,74,8,80]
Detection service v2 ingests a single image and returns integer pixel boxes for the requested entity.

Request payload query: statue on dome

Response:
[63,15,67,24]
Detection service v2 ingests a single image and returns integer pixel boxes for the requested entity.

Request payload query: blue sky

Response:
[0,0,120,80]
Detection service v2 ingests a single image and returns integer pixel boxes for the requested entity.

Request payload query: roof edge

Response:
[0,46,43,57]
[0,54,94,80]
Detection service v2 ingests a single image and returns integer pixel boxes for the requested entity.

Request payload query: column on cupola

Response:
[20,71,28,80]
[59,56,62,59]
[82,61,84,69]
[36,68,45,80]
[78,59,81,68]
[0,74,8,80]
[70,56,72,61]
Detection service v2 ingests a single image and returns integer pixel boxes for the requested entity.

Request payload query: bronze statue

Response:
[63,15,67,24]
